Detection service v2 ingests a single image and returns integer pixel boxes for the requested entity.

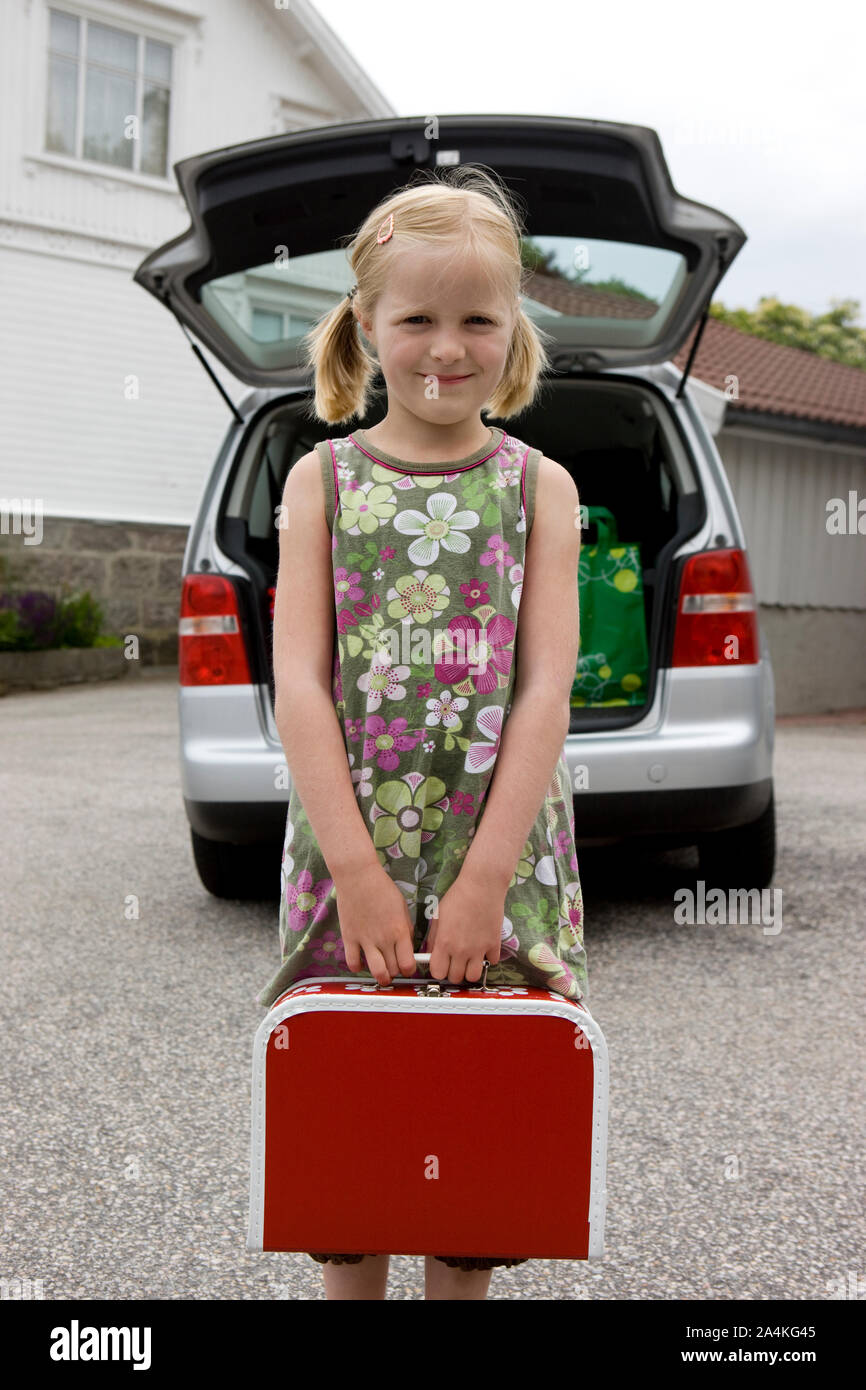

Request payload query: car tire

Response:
[191,829,280,901]
[696,787,776,890]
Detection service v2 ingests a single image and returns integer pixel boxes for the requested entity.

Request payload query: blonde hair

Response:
[299,164,555,425]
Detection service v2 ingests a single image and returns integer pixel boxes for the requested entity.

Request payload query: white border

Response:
[246,988,609,1260]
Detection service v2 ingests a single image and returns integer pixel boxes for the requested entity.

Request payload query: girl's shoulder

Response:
[311,438,343,535]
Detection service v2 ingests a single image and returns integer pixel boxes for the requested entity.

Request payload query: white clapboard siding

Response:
[2,243,246,525]
[719,425,866,609]
[0,0,395,525]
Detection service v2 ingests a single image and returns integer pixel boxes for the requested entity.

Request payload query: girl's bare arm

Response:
[272,452,416,983]
[459,456,581,892]
[272,451,379,880]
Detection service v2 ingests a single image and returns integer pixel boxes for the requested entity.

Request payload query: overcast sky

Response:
[310,0,865,322]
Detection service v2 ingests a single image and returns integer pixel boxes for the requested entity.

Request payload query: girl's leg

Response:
[320,1254,390,1300]
[424,1256,494,1301]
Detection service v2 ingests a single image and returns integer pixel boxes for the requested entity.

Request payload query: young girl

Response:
[258,164,587,1301]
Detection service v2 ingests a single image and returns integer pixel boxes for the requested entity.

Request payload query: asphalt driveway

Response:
[1,671,863,1300]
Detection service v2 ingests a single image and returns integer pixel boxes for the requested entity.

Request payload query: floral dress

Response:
[257,424,588,1272]
[257,424,587,1010]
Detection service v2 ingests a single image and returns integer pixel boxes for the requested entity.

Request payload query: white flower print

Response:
[280,817,295,898]
[492,466,521,490]
[392,856,434,925]
[535,855,559,885]
[509,559,524,610]
[351,764,375,797]
[425,688,469,729]
[394,492,479,564]
[465,703,505,775]
[356,650,411,712]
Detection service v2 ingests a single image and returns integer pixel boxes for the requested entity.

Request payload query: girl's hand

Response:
[334,862,417,986]
[422,871,505,985]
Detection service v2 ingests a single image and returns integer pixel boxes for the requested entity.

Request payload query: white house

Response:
[0,0,395,657]
[1,3,863,711]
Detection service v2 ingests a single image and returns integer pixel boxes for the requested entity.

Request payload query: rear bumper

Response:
[570,777,772,841]
[179,662,775,845]
[184,777,773,847]
[185,794,288,843]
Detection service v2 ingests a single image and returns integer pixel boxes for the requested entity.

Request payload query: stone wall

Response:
[0,517,187,667]
[2,518,864,711]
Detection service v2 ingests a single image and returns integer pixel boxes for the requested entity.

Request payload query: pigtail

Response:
[298,291,378,425]
[485,302,555,420]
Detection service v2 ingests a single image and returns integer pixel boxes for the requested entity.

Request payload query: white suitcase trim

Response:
[247,988,608,1260]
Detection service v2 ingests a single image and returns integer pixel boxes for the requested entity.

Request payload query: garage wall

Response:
[719,423,866,714]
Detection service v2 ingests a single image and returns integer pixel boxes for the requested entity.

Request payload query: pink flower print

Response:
[450,789,476,817]
[345,715,364,743]
[310,930,347,966]
[416,681,432,699]
[434,613,515,695]
[459,578,489,609]
[336,606,359,636]
[554,830,578,872]
[479,534,513,578]
[565,890,583,936]
[363,715,423,771]
[285,869,333,933]
[334,567,364,608]
[379,545,396,560]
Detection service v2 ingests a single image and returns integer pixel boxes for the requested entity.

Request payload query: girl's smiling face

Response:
[355,245,517,426]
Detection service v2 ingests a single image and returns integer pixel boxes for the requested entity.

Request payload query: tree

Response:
[708,296,866,370]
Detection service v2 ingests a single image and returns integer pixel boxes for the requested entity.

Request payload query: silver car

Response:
[133,114,775,900]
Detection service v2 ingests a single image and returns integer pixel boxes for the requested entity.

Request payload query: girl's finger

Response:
[464,955,487,984]
[380,940,400,985]
[342,938,362,973]
[447,954,465,986]
[363,944,390,987]
[429,944,448,981]
[395,935,418,979]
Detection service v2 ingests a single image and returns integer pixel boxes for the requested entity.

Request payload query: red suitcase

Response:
[247,955,609,1260]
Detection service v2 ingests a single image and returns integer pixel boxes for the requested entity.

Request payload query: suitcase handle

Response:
[375,952,491,992]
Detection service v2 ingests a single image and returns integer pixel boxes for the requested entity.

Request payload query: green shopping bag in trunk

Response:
[571,506,649,707]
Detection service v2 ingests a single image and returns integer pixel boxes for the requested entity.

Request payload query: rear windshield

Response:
[200,237,688,375]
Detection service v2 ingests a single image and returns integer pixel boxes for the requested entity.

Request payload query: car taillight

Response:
[178,574,252,686]
[671,547,759,666]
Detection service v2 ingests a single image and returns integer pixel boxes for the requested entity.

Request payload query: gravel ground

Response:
[0,671,863,1301]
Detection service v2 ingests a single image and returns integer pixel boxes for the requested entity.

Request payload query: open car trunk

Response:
[218,376,704,732]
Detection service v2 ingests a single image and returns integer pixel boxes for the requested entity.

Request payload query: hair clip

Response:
[376,213,394,244]
[346,285,357,300]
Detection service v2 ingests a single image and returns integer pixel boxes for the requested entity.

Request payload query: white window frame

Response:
[25,0,198,192]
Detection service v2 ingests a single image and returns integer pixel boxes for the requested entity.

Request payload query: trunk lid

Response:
[133,114,746,386]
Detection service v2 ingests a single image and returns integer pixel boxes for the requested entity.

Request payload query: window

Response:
[199,238,688,373]
[251,306,315,344]
[46,8,172,176]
